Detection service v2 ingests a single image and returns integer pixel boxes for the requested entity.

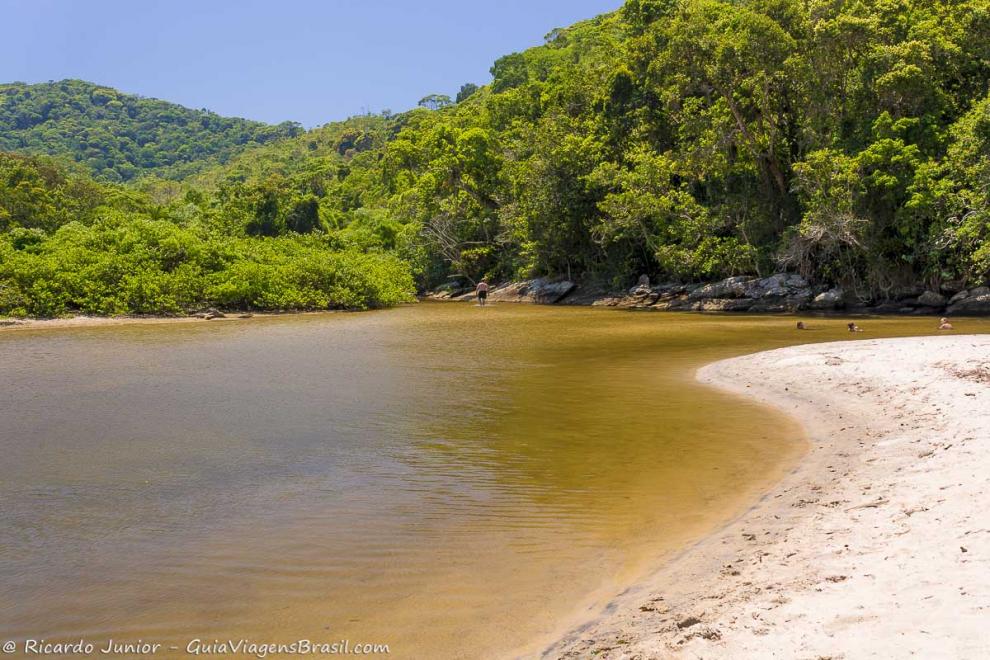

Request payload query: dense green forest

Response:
[0,80,303,181]
[3,0,990,317]
[0,152,413,316]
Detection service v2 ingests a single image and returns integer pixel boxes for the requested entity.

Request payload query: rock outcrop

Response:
[428,275,990,315]
[808,287,844,310]
[947,286,990,315]
[426,278,576,304]
[591,277,990,314]
[915,290,947,308]
[593,274,813,313]
[488,278,576,304]
[428,283,472,300]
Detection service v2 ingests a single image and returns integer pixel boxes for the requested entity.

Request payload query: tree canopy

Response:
[4,0,990,315]
[0,80,303,182]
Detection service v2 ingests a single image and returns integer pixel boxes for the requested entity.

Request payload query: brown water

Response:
[2,304,984,658]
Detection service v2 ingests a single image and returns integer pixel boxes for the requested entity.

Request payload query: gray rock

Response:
[695,298,755,312]
[949,290,970,305]
[614,289,660,308]
[808,287,844,310]
[948,289,990,315]
[489,278,576,304]
[788,288,813,306]
[677,273,810,310]
[688,276,757,301]
[581,272,821,312]
[429,284,469,300]
[627,283,653,297]
[654,286,690,303]
[915,291,947,308]
[559,284,611,306]
[742,273,809,299]
[654,282,693,298]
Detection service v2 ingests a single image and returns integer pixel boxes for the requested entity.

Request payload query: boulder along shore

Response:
[430,274,990,315]
[546,335,990,659]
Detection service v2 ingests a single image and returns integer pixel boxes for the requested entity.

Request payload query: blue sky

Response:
[1,0,621,127]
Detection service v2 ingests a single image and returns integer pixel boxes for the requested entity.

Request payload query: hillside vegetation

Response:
[3,0,990,316]
[0,80,302,181]
[174,0,990,299]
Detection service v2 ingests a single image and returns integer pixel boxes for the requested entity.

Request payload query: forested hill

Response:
[4,0,990,319]
[176,0,990,301]
[0,80,303,181]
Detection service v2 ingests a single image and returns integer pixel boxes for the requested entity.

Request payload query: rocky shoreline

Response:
[429,274,990,315]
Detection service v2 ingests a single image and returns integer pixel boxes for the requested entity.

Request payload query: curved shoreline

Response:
[0,310,347,332]
[547,335,990,658]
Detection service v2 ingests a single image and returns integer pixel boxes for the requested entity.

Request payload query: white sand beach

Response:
[549,335,990,659]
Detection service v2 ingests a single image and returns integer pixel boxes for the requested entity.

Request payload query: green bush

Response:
[0,206,414,317]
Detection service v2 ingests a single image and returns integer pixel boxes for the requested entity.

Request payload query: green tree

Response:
[417,94,453,111]
[456,83,479,103]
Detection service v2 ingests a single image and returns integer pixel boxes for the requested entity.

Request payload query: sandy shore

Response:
[0,311,340,331]
[547,335,990,659]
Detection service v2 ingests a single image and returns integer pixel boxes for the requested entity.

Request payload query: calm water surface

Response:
[2,304,985,657]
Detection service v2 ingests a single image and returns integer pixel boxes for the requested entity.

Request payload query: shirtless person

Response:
[847,322,863,332]
[938,317,954,330]
[476,280,489,307]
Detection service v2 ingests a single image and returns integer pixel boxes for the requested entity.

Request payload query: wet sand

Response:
[0,311,333,331]
[549,335,990,658]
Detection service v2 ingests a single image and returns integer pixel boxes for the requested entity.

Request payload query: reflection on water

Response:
[2,304,983,657]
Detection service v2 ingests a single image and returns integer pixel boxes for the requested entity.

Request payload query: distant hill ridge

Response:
[0,79,303,181]
[4,0,990,313]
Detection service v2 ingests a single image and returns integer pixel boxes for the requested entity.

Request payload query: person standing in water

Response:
[476,280,489,307]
